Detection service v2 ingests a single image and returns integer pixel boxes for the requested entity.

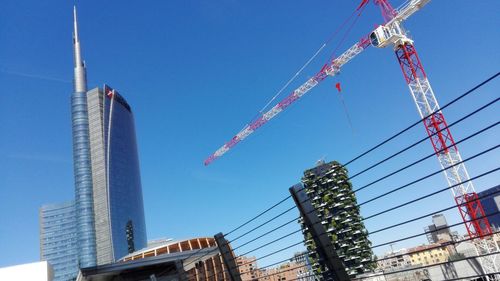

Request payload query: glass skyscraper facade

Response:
[478,185,500,230]
[71,91,98,268]
[86,85,147,263]
[39,201,79,281]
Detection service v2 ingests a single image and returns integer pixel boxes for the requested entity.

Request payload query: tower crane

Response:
[205,0,499,277]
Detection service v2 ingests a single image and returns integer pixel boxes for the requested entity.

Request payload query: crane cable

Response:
[239,4,364,133]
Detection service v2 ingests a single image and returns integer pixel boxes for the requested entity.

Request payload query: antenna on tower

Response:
[73,6,87,93]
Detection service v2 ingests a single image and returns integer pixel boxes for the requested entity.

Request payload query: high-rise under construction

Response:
[300,160,375,278]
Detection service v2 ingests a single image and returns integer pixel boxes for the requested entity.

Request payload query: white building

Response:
[0,261,54,281]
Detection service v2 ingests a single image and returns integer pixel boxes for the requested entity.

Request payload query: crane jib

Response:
[204,0,431,166]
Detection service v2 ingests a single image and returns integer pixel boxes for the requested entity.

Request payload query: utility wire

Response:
[357,119,499,203]
[233,216,300,251]
[373,253,500,281]
[183,197,294,269]
[229,205,296,243]
[369,183,500,236]
[350,96,499,184]
[205,192,500,281]
[231,243,310,278]
[185,75,498,273]
[220,73,498,241]
[362,156,500,220]
[226,136,498,273]
[234,94,498,252]
[374,228,500,264]
[232,113,498,255]
[234,162,499,277]
[239,229,303,257]
[372,209,500,249]
[230,126,498,260]
[226,195,292,236]
[360,133,500,207]
[344,71,498,167]
[213,213,500,281]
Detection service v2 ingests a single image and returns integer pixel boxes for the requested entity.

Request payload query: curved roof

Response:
[120,237,217,261]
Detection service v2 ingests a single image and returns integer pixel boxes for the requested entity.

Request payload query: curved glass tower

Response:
[87,86,147,263]
[105,88,147,260]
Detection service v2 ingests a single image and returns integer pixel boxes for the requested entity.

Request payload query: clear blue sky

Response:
[0,0,498,268]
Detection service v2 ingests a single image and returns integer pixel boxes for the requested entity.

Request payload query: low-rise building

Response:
[259,262,309,281]
[407,243,450,266]
[376,248,411,271]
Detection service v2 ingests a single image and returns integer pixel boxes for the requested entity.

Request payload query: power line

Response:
[229,205,296,243]
[344,71,498,167]
[226,195,292,236]
[227,135,497,264]
[231,117,498,256]
[363,159,500,220]
[233,166,499,278]
[239,229,303,257]
[374,224,500,264]
[181,75,499,274]
[369,183,500,235]
[219,73,498,244]
[219,141,498,274]
[373,253,500,281]
[199,190,500,281]
[233,216,299,251]
[350,96,499,184]
[372,209,500,249]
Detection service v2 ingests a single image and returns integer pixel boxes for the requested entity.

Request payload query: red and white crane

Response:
[205,0,498,276]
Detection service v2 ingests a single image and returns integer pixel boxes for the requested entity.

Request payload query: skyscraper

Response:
[71,7,96,268]
[299,160,374,278]
[39,201,79,281]
[70,7,147,266]
[40,8,147,279]
[85,85,147,264]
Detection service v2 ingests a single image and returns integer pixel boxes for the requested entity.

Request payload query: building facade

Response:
[258,262,308,281]
[85,85,147,264]
[425,214,452,243]
[407,243,450,266]
[291,251,317,281]
[40,202,79,281]
[478,185,500,230]
[376,248,411,272]
[299,160,375,278]
[236,256,259,281]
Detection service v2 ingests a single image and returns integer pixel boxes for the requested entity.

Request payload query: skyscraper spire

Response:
[73,6,87,93]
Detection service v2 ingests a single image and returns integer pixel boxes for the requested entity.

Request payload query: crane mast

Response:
[371,0,499,276]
